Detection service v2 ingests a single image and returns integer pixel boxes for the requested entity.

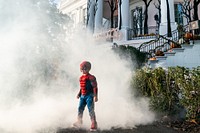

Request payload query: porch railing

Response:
[127,26,159,40]
[138,25,190,57]
[93,28,119,41]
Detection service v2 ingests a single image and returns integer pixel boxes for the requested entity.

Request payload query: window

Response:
[131,7,143,36]
[114,16,118,28]
[174,4,183,25]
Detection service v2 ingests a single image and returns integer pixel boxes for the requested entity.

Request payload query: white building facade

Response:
[59,0,200,41]
[59,0,88,28]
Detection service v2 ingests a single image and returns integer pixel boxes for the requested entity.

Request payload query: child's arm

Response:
[91,76,98,102]
[93,96,98,102]
[77,89,81,99]
[77,77,82,99]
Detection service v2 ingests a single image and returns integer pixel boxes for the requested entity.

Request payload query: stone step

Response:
[172,48,184,52]
[181,44,194,49]
[147,59,158,68]
[147,41,200,69]
[155,56,167,60]
[164,51,176,56]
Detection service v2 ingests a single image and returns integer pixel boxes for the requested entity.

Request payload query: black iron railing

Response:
[138,25,189,57]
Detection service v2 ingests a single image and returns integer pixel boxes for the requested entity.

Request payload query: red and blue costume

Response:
[77,73,98,124]
[74,61,98,130]
[78,74,98,97]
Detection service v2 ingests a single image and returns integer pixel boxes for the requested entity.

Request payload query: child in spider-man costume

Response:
[73,61,98,131]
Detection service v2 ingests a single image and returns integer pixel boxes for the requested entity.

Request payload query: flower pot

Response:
[149,57,156,60]
[170,42,181,48]
[170,43,176,49]
[155,50,164,56]
[184,32,193,40]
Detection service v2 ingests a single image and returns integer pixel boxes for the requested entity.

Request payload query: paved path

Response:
[56,123,184,133]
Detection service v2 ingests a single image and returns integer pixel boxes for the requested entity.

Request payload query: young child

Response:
[73,61,98,131]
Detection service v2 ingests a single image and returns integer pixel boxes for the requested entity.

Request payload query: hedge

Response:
[131,66,200,122]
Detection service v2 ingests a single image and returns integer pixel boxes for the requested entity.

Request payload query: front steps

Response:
[148,40,200,69]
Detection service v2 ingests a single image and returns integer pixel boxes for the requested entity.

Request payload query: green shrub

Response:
[112,45,148,69]
[131,66,200,122]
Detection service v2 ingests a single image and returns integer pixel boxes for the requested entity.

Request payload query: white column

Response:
[76,9,80,25]
[87,0,96,33]
[79,7,83,24]
[121,0,129,29]
[119,0,130,41]
[94,0,103,33]
[159,0,177,35]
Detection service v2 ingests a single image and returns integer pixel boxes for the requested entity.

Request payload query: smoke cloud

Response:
[0,0,155,133]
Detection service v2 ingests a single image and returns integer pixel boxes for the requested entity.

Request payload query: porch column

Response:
[159,0,177,35]
[94,0,103,33]
[121,0,129,29]
[119,0,130,41]
[87,0,96,33]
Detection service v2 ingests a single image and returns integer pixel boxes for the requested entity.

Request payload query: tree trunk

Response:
[166,0,172,37]
[86,0,90,26]
[110,0,114,28]
[142,0,153,34]
[193,0,200,20]
[111,10,114,28]
[193,0,200,34]
[144,8,148,34]
[118,0,122,30]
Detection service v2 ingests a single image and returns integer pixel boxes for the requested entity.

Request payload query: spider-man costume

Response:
[78,74,98,97]
[77,73,98,127]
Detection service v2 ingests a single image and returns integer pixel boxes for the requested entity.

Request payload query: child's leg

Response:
[73,96,86,127]
[78,96,87,121]
[86,95,97,129]
[86,95,95,119]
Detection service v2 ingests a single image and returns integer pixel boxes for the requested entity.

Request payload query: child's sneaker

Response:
[72,120,82,128]
[90,121,97,131]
